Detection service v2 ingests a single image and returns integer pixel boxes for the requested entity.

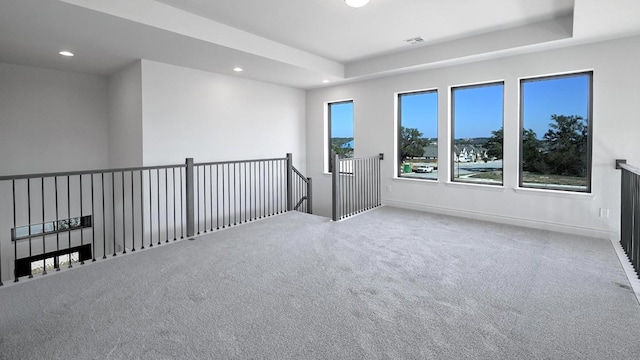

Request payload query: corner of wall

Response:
[108,60,144,168]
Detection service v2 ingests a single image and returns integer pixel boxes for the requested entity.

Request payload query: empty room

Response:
[1,1,640,359]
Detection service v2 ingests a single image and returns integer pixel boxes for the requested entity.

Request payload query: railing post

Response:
[286,153,293,211]
[185,158,195,238]
[616,159,627,169]
[307,177,313,214]
[332,154,340,221]
[378,153,383,207]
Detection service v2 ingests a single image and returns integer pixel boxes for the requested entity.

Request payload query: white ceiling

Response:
[155,0,574,62]
[0,0,639,89]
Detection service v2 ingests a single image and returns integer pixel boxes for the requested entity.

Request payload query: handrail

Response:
[293,196,308,211]
[291,164,312,214]
[342,155,381,161]
[292,167,308,183]
[617,160,640,176]
[194,157,286,167]
[0,154,312,284]
[0,163,186,181]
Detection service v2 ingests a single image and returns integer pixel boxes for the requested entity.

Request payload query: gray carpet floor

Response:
[1,206,639,360]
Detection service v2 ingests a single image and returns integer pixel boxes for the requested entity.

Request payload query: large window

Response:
[398,90,438,180]
[328,100,354,172]
[451,82,504,185]
[520,72,592,192]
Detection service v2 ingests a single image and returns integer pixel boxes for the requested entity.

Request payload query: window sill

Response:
[513,187,595,199]
[444,181,505,192]
[392,176,439,184]
[323,172,355,177]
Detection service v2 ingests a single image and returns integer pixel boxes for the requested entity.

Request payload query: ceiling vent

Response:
[404,36,424,45]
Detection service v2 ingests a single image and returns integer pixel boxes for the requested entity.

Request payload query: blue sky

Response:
[330,101,354,138]
[522,74,589,138]
[400,91,438,138]
[331,73,589,140]
[453,83,504,139]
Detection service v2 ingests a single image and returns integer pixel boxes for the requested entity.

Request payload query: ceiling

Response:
[155,0,574,63]
[0,0,639,89]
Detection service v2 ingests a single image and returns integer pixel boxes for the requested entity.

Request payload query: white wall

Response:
[0,62,109,175]
[0,62,110,283]
[108,61,143,168]
[306,35,640,239]
[140,60,307,170]
[0,58,309,283]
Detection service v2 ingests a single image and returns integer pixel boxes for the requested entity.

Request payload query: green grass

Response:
[469,171,587,187]
[521,172,587,186]
[468,171,502,181]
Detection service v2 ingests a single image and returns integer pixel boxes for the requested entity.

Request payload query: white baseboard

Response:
[382,199,614,239]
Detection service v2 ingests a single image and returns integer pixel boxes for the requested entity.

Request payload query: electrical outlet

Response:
[386,185,392,193]
[599,208,610,218]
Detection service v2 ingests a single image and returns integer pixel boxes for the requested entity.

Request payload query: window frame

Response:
[396,89,439,180]
[518,71,593,193]
[327,99,354,173]
[12,215,92,241]
[450,81,505,186]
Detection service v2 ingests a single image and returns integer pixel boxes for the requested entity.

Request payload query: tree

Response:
[485,127,545,172]
[400,127,427,160]
[485,128,503,160]
[330,141,352,159]
[543,114,588,177]
[329,138,353,172]
[521,128,546,173]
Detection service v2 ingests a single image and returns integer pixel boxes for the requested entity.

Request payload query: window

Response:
[14,244,92,278]
[520,72,592,192]
[12,215,92,240]
[398,90,438,180]
[451,82,504,185]
[31,252,79,275]
[328,100,354,172]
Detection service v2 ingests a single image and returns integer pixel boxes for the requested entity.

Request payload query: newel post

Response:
[185,158,195,237]
[332,154,340,221]
[286,153,293,211]
[306,177,313,214]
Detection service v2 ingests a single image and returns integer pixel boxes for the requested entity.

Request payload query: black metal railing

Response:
[292,166,312,214]
[0,164,186,284]
[193,157,287,234]
[332,154,382,221]
[0,154,311,284]
[617,159,640,278]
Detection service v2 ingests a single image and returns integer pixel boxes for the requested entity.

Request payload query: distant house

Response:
[418,143,490,163]
[422,144,438,161]
[453,144,487,162]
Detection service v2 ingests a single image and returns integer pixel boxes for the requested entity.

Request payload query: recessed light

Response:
[345,0,370,8]
[322,80,330,84]
[59,51,74,57]
[233,67,243,72]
